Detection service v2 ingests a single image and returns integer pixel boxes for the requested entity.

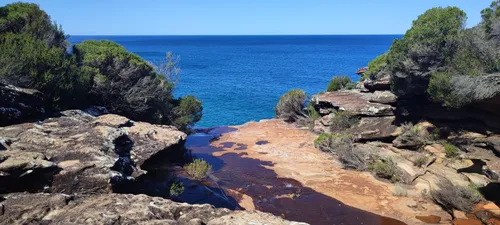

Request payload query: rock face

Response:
[0,110,187,194]
[0,193,301,225]
[363,75,391,92]
[0,82,46,126]
[311,90,394,117]
[311,85,398,141]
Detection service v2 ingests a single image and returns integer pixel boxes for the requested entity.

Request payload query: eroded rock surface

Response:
[0,110,187,194]
[0,82,46,126]
[311,90,394,117]
[0,193,301,225]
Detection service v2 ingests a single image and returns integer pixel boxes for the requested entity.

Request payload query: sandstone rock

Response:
[462,173,490,187]
[0,82,46,126]
[424,144,446,164]
[392,130,424,150]
[363,76,391,91]
[464,147,500,181]
[0,110,187,194]
[0,151,59,193]
[0,193,300,225]
[356,67,368,75]
[368,91,397,104]
[311,90,393,117]
[453,210,468,219]
[346,116,399,141]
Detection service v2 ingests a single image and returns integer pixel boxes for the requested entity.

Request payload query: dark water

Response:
[185,128,407,225]
[68,35,401,127]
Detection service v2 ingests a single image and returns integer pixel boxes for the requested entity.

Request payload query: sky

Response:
[1,0,493,35]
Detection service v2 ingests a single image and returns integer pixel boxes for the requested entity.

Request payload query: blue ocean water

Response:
[68,35,401,127]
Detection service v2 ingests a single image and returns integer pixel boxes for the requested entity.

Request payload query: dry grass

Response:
[431,178,483,212]
[392,183,408,197]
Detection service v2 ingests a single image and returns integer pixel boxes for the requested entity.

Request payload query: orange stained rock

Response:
[193,119,450,225]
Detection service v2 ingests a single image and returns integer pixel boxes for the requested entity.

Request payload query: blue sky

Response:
[2,0,493,35]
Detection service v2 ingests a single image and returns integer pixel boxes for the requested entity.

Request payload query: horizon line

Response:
[69,34,404,36]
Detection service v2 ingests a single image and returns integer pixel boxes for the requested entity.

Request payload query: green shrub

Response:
[327,76,353,92]
[74,40,202,130]
[169,180,184,197]
[427,72,464,108]
[443,141,460,158]
[275,89,307,122]
[329,111,360,132]
[170,95,203,132]
[0,2,203,131]
[306,101,321,120]
[369,158,399,181]
[481,0,500,38]
[363,53,388,80]
[184,158,212,181]
[386,7,467,96]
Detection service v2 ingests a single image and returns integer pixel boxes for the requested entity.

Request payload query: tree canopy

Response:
[0,2,202,131]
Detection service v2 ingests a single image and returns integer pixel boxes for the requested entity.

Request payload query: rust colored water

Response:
[186,127,406,225]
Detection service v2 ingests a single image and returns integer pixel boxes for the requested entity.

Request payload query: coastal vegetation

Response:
[326,76,354,92]
[184,158,212,181]
[274,89,307,122]
[0,2,202,131]
[366,2,500,107]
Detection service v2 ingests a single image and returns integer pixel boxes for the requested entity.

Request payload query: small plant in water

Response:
[184,158,212,181]
[169,180,184,197]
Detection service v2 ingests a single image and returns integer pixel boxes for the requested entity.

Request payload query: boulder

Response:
[0,193,302,225]
[346,116,399,141]
[363,76,391,91]
[392,130,424,150]
[0,151,59,192]
[311,90,394,117]
[0,110,187,194]
[368,91,397,104]
[0,82,46,126]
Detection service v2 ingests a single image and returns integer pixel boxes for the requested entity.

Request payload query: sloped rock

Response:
[363,76,391,91]
[0,193,300,225]
[392,131,424,150]
[0,111,187,194]
[368,91,397,104]
[346,116,399,141]
[0,82,46,126]
[311,90,394,117]
[0,151,59,192]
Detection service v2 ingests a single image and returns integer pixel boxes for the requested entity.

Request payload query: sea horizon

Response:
[68,35,401,127]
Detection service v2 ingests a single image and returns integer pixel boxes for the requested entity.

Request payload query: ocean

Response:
[68,35,401,127]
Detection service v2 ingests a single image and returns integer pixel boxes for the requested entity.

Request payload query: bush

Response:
[443,141,460,158]
[73,40,202,131]
[329,111,360,132]
[169,180,184,197]
[481,0,500,38]
[327,76,353,92]
[383,6,467,97]
[363,53,388,80]
[275,89,307,122]
[432,179,483,212]
[314,133,367,170]
[369,158,400,181]
[427,72,461,107]
[170,95,203,131]
[414,156,428,167]
[184,158,212,181]
[0,3,203,131]
[306,101,321,120]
